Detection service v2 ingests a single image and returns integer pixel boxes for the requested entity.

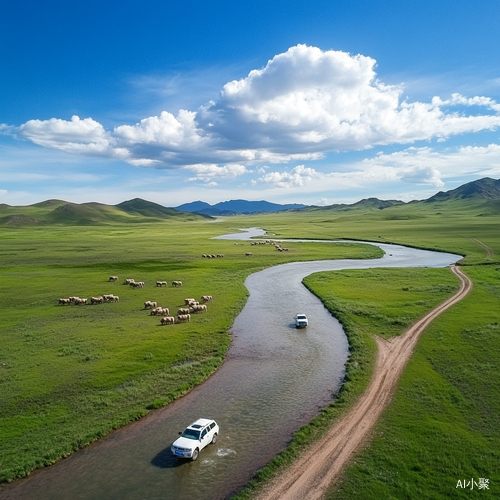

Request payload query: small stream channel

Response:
[0,230,461,500]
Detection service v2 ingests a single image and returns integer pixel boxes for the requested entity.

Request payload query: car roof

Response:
[188,418,214,429]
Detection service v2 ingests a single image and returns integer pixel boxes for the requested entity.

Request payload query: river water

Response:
[0,230,461,500]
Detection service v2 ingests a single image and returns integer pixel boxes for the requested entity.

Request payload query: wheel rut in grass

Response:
[470,238,493,260]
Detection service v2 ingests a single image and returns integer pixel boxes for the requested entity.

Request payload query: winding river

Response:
[0,230,461,500]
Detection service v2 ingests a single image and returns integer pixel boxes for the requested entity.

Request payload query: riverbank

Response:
[229,205,499,499]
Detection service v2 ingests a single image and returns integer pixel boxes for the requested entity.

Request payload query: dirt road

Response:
[256,265,472,500]
[471,238,493,260]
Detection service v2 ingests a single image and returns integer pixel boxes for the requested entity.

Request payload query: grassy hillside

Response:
[116,198,208,219]
[0,198,206,226]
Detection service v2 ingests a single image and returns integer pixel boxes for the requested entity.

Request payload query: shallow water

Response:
[0,230,461,500]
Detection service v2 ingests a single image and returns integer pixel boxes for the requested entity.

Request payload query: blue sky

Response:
[1,0,500,207]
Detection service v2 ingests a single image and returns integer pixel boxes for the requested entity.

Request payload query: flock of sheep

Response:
[58,241,287,324]
[241,240,290,257]
[57,276,212,327]
[58,294,119,306]
[123,278,183,288]
[143,294,212,325]
[250,240,290,251]
[201,240,292,260]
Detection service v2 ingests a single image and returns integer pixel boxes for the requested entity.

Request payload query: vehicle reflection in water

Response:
[0,229,461,500]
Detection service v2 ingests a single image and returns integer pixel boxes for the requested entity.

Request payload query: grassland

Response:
[234,197,499,265]
[326,265,500,499]
[231,199,499,499]
[2,195,499,497]
[0,219,380,483]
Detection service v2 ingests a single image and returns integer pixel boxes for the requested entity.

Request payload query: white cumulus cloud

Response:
[6,45,500,174]
[356,144,500,183]
[17,116,114,156]
[397,166,444,187]
[254,142,500,193]
[185,163,247,182]
[258,165,320,188]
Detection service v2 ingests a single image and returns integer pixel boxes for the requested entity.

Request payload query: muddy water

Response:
[0,230,461,500]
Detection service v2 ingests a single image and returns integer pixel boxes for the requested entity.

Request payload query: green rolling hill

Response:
[301,177,500,218]
[1,177,498,227]
[0,198,210,226]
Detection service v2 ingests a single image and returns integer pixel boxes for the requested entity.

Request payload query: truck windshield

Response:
[182,429,201,440]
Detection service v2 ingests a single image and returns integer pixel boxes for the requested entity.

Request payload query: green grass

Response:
[329,265,500,500]
[305,268,459,338]
[0,219,380,482]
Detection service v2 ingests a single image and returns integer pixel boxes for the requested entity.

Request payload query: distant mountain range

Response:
[175,199,307,216]
[177,178,500,217]
[1,177,499,226]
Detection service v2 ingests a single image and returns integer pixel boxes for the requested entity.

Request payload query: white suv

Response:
[295,313,308,328]
[171,418,219,460]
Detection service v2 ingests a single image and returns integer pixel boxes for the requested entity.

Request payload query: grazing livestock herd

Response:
[57,275,211,327]
[197,240,291,260]
[139,282,211,325]
[57,240,291,329]
[59,295,118,306]
[251,240,289,251]
[143,289,210,325]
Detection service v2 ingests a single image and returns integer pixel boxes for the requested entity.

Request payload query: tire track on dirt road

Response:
[256,265,472,500]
